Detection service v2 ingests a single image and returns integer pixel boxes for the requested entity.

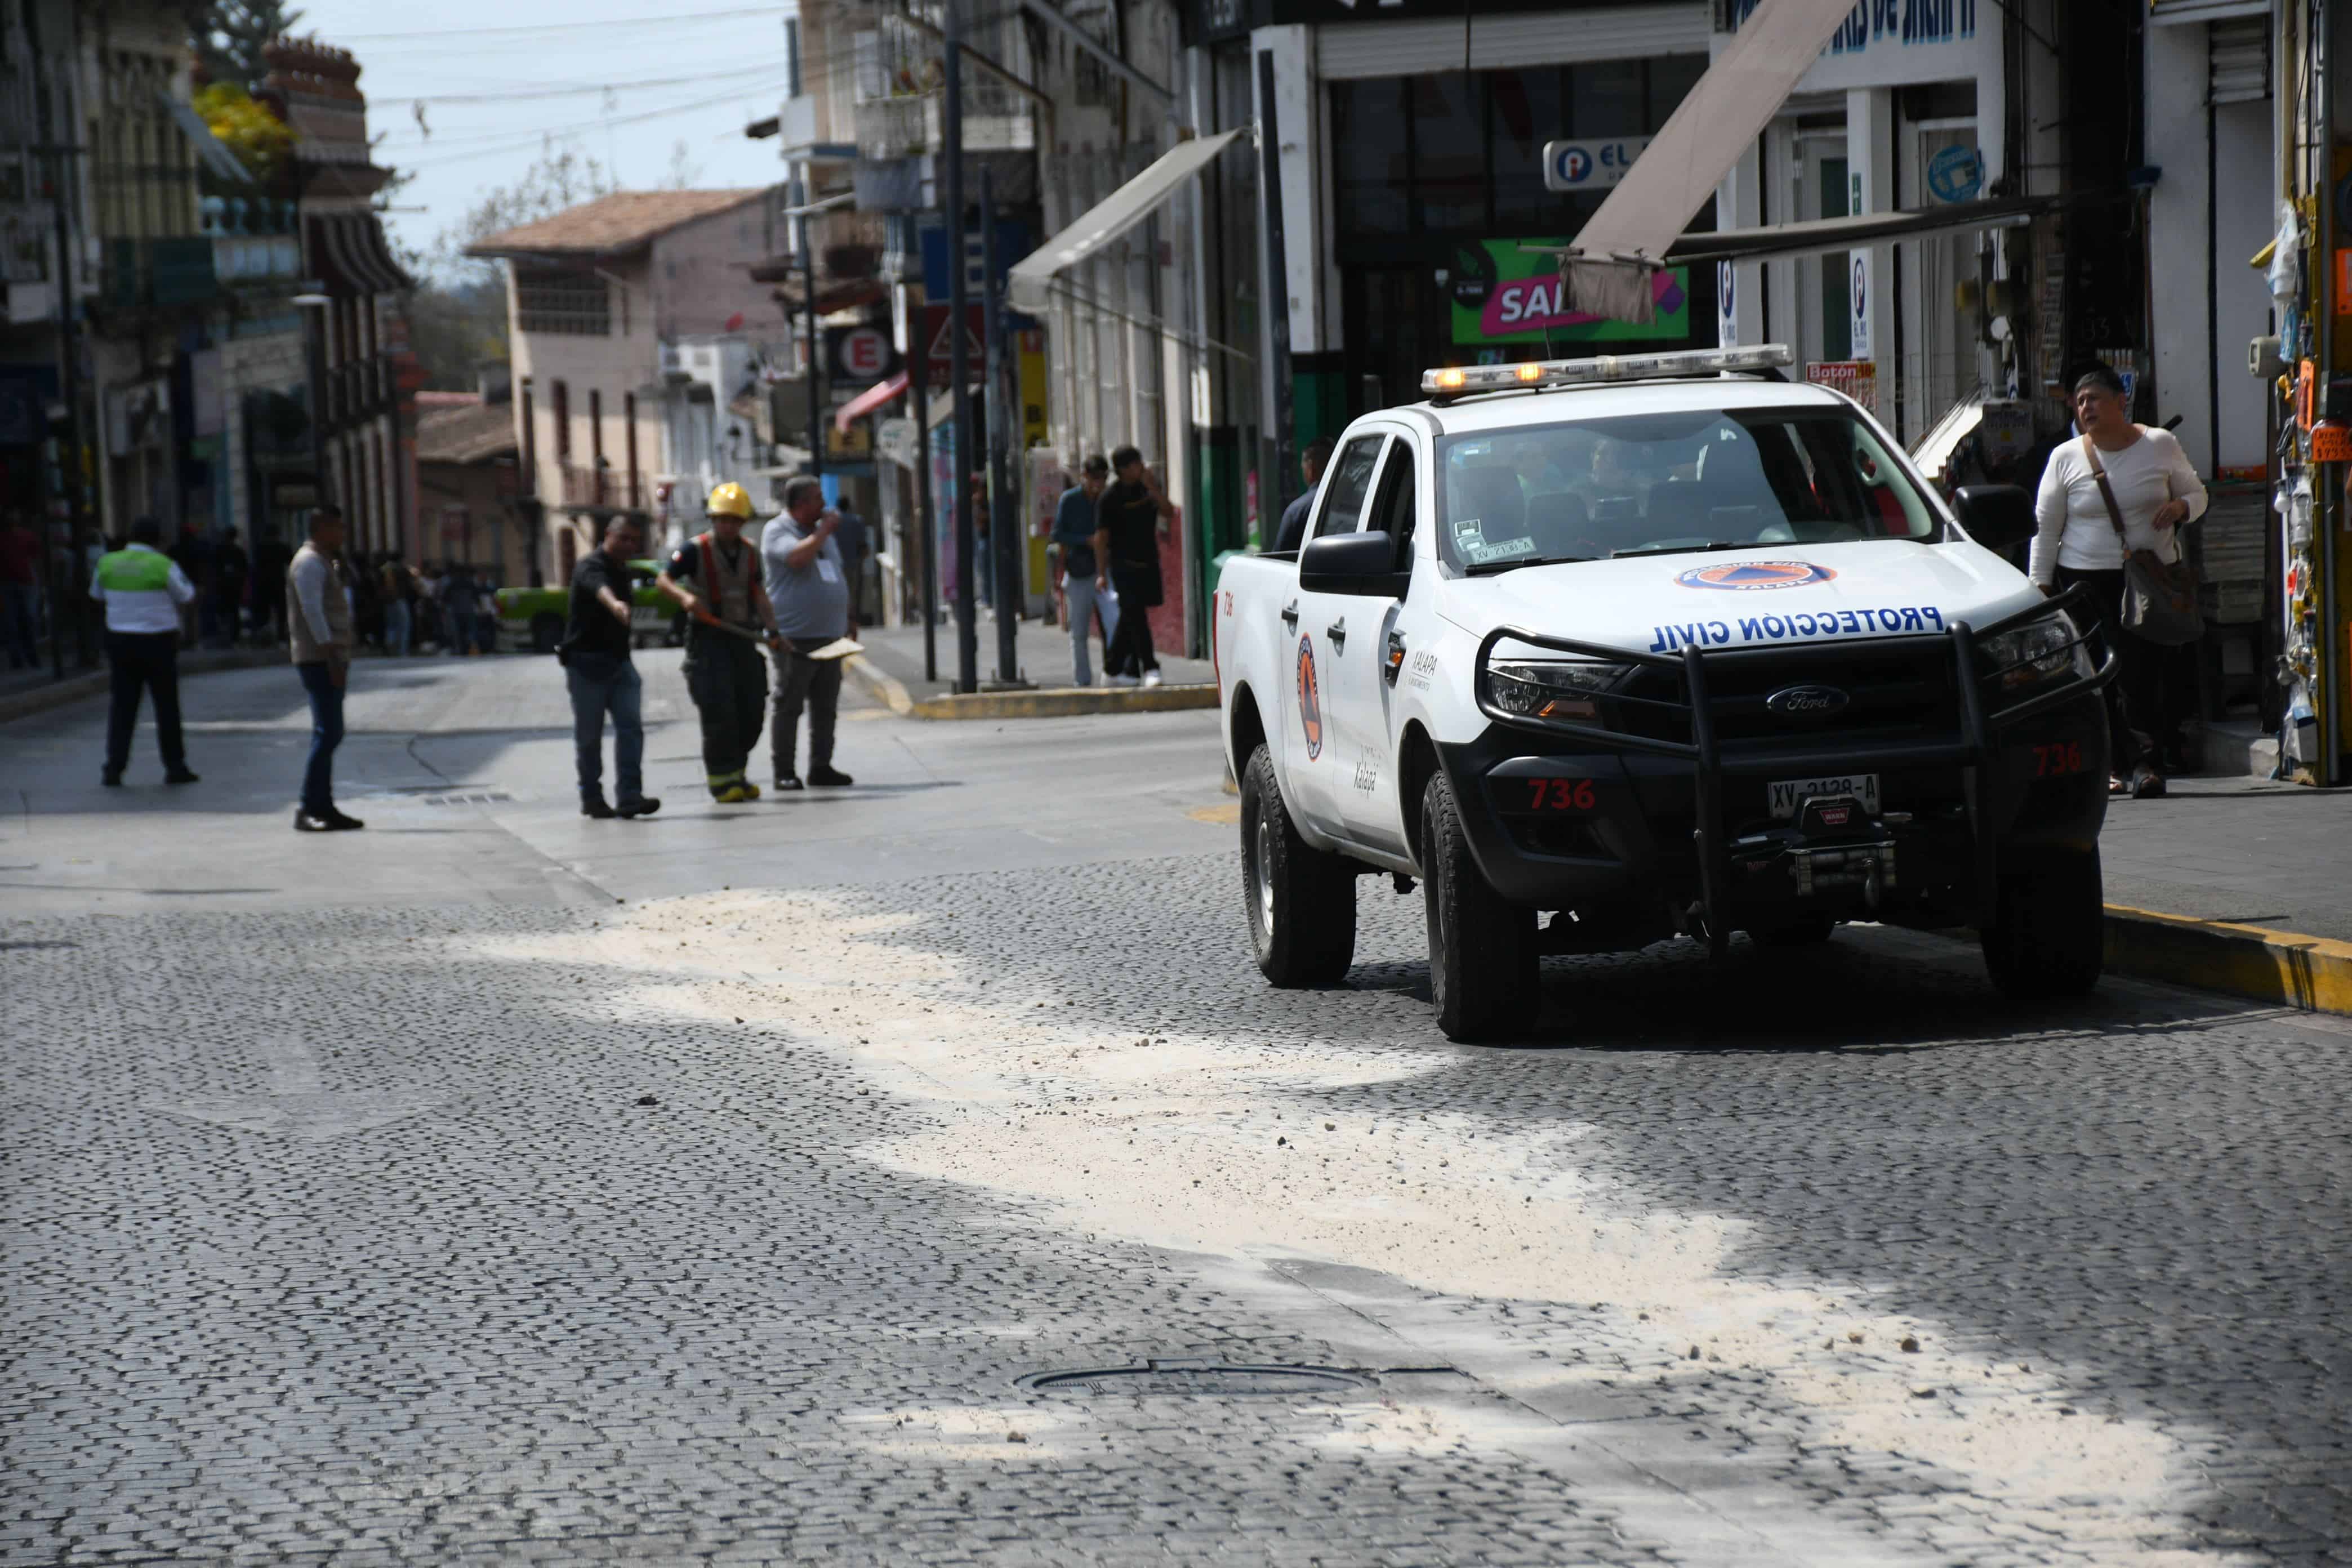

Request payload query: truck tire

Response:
[530,613,564,654]
[1981,849,2104,999]
[1421,772,1538,1042]
[1240,743,1356,986]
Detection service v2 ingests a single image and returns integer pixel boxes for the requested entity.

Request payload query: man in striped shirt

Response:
[91,516,198,788]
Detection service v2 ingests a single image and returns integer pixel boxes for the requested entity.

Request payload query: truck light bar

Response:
[1422,345,1794,397]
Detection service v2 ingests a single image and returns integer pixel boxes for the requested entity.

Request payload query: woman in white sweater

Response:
[2032,364,2207,798]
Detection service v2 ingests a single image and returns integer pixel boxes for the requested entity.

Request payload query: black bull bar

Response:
[1470,584,2117,952]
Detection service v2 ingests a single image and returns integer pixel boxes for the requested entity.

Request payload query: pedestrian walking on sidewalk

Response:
[212,528,250,646]
[1099,446,1174,687]
[1,511,41,669]
[288,506,363,832]
[252,527,291,645]
[2034,363,2208,799]
[92,516,199,787]
[564,515,660,821]
[761,475,856,792]
[1273,439,1334,554]
[440,564,479,656]
[381,554,416,658]
[1052,454,1116,686]
[658,482,781,802]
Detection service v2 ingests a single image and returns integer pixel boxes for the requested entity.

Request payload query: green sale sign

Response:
[1447,239,1691,349]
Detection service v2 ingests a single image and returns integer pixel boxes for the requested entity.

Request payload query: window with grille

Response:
[516,268,610,335]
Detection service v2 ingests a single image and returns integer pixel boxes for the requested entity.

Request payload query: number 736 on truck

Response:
[1214,346,2115,1042]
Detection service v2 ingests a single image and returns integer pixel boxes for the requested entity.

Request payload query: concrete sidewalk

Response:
[846,615,1218,719]
[0,644,286,725]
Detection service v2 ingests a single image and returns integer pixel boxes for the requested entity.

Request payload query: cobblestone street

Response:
[5,659,2350,1564]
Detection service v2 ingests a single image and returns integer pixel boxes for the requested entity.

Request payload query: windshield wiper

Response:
[1464,554,1594,576]
[1609,540,1758,559]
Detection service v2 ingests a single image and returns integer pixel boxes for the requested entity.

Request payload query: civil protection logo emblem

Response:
[1673,560,1837,591]
[1297,635,1324,760]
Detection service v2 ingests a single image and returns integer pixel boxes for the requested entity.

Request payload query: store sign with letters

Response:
[1449,239,1689,348]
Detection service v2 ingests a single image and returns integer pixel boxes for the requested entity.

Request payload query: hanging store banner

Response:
[1449,240,1690,348]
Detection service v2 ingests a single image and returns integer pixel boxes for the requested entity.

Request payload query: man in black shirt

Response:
[563,515,660,819]
[1272,439,1333,554]
[1097,445,1175,685]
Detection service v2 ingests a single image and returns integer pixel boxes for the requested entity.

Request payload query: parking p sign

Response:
[827,325,898,386]
[1543,136,1652,193]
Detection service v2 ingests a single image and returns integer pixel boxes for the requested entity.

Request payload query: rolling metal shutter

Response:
[1314,2,1709,80]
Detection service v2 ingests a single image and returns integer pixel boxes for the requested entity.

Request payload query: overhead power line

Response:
[331,6,787,42]
[370,59,790,107]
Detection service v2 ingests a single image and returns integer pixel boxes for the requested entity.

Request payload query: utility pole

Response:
[981,166,1019,685]
[26,0,89,678]
[911,302,937,684]
[944,0,977,693]
[801,188,824,478]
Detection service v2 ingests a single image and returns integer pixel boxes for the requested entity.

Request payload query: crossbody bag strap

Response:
[2079,433,2132,545]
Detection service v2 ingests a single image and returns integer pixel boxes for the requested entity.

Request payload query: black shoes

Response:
[295,808,366,832]
[615,796,661,818]
[165,768,199,785]
[103,768,198,786]
[808,765,853,787]
[101,770,122,788]
[2130,765,2167,799]
[582,796,618,819]
[772,774,805,793]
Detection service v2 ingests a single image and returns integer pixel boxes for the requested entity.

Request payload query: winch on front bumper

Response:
[1449,586,2117,954]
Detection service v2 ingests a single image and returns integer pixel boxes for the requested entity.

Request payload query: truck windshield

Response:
[1434,407,1939,572]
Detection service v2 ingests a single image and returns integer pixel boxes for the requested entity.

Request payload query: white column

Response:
[1250,23,1318,355]
[1845,86,1895,421]
[1714,137,1765,348]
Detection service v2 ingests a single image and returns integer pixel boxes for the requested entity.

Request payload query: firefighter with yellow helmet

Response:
[656,482,782,801]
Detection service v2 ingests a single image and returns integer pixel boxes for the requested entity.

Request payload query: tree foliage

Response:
[193,83,293,182]
[195,0,303,93]
[431,140,620,282]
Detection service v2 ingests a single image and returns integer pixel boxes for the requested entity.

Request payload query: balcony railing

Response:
[852,92,1034,158]
[558,463,643,511]
[101,236,217,309]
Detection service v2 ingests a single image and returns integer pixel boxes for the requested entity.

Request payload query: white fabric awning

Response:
[1007,130,1241,314]
[1555,0,1860,324]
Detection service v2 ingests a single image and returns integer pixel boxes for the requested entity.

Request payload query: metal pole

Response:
[945,0,977,694]
[1255,48,1297,527]
[914,327,938,684]
[302,306,331,511]
[27,0,87,678]
[803,201,824,478]
[982,166,1018,684]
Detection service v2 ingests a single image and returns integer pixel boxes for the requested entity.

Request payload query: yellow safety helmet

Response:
[706,482,754,519]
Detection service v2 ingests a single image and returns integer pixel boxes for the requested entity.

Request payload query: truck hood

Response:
[1438,540,2043,658]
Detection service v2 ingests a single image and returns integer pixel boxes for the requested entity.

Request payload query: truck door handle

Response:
[1280,600,1299,630]
[1327,618,1347,650]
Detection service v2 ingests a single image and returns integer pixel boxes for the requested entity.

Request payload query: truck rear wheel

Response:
[1240,744,1357,986]
[1981,849,2104,999]
[1421,772,1538,1042]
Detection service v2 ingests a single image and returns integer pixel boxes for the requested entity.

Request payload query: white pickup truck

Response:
[1214,346,2115,1041]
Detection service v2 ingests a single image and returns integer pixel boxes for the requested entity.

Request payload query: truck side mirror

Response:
[1953,484,2034,551]
[1299,531,1411,598]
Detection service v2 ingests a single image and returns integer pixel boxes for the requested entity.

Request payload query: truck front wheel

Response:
[1981,848,2104,999]
[1421,772,1538,1042]
[1240,744,1357,986]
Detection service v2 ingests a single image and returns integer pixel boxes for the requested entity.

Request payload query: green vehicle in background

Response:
[493,560,685,654]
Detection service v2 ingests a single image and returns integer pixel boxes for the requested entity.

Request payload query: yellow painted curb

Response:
[2102,905,2352,1016]
[907,683,1220,721]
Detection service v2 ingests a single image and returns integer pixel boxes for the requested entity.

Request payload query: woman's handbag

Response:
[2081,433,2204,646]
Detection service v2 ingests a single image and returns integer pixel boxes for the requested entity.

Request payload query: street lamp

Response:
[292,293,332,523]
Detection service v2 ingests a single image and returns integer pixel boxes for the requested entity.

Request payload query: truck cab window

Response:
[1314,436,1386,538]
[1367,443,1416,547]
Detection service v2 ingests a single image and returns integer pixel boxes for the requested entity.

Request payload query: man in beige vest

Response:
[288,505,363,832]
[657,483,781,802]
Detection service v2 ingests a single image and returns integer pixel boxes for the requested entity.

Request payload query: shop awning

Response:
[1006,129,1241,314]
[1548,0,1861,324]
[1664,195,2054,266]
[835,371,908,434]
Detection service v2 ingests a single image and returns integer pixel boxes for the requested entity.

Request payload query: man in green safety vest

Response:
[91,515,199,788]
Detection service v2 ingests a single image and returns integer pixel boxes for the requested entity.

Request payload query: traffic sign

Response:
[918,305,988,388]
[827,325,898,386]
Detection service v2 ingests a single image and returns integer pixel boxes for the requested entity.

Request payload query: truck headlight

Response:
[1487,660,1631,720]
[1980,611,2090,690]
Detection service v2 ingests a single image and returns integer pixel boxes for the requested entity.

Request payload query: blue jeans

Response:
[296,661,345,815]
[385,600,411,658]
[565,653,644,804]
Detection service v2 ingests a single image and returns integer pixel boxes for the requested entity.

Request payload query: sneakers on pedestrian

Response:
[1141,668,1163,688]
[808,765,853,787]
[165,768,200,785]
[616,795,661,818]
[293,809,333,832]
[581,796,617,819]
[713,782,756,803]
[772,774,805,793]
[324,807,367,830]
[1108,672,1141,687]
[2129,766,2166,800]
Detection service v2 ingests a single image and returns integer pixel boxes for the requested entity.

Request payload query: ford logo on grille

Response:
[1765,684,1851,717]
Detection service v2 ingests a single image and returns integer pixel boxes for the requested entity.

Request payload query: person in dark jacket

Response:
[1273,440,1334,554]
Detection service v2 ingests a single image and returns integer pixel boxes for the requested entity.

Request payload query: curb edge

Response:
[2101,904,2352,1017]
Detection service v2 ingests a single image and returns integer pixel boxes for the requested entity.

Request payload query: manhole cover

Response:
[408,791,514,807]
[1019,1360,1371,1398]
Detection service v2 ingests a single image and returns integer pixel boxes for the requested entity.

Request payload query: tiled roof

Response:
[416,402,516,466]
[465,190,766,258]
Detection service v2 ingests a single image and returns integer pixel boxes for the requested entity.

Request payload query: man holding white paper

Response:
[760,475,856,792]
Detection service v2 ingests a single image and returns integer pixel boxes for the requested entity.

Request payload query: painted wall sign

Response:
[1926,143,1984,204]
[1449,239,1690,347]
